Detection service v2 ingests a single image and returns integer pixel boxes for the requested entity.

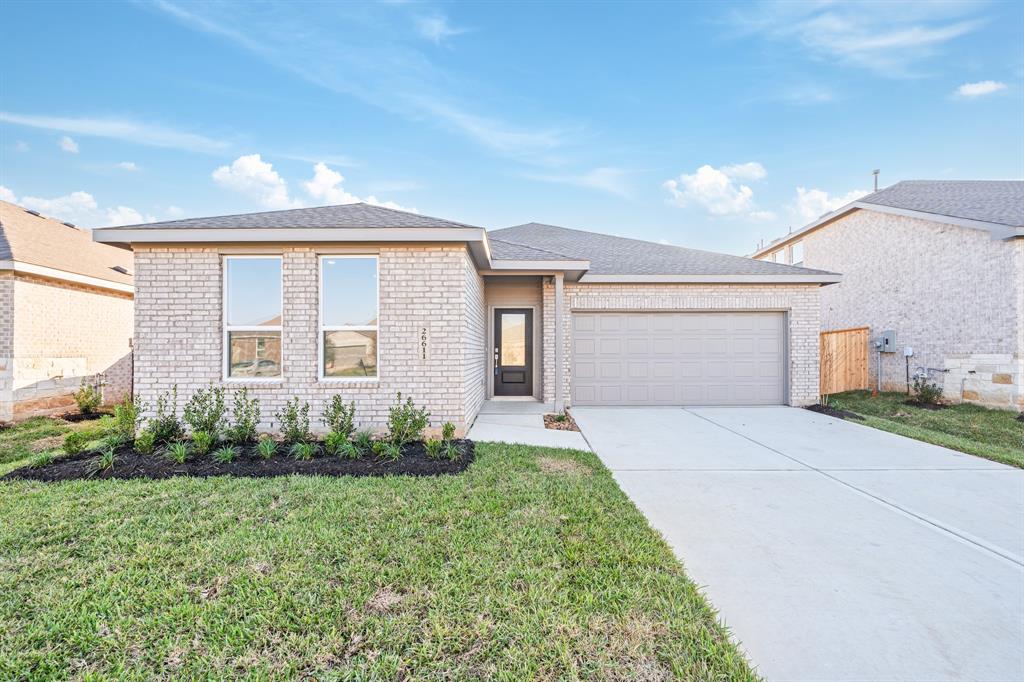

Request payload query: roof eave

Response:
[0,259,134,294]
[579,273,842,284]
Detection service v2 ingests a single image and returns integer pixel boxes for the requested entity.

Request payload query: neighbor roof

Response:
[753,180,1024,257]
[0,200,133,289]
[489,223,837,278]
[102,202,481,230]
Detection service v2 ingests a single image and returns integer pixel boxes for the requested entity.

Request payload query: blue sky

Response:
[1,1,1021,255]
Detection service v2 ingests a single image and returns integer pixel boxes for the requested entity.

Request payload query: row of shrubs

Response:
[63,388,462,472]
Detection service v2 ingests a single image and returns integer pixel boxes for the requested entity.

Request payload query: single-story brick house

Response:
[0,200,134,421]
[93,203,839,433]
[752,180,1024,411]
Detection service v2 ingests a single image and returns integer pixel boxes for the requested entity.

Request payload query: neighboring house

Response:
[93,203,839,434]
[0,201,134,421]
[752,180,1024,411]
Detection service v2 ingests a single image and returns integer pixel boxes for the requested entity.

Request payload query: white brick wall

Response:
[133,245,485,435]
[804,210,1023,410]
[542,281,822,406]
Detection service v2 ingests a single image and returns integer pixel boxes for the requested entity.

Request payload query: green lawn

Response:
[827,391,1024,468]
[0,418,754,681]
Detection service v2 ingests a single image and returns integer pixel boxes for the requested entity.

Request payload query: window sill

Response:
[223,377,284,384]
[318,377,380,384]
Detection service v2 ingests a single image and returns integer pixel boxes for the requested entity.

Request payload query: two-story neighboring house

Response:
[752,180,1024,411]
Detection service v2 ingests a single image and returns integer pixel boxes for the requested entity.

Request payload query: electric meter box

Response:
[880,330,897,353]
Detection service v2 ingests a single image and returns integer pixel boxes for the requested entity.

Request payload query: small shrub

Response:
[228,387,261,444]
[276,397,312,444]
[375,441,402,462]
[72,380,103,415]
[443,441,461,461]
[256,437,277,460]
[290,441,319,460]
[148,386,182,444]
[352,429,375,455]
[324,431,348,456]
[90,447,116,475]
[322,397,356,440]
[183,386,227,435]
[386,393,430,445]
[29,452,54,469]
[441,421,456,442]
[212,445,239,464]
[191,430,216,456]
[112,395,145,442]
[101,433,129,451]
[63,431,88,455]
[337,441,362,460]
[552,412,568,423]
[425,438,443,460]
[166,441,189,465]
[911,376,943,405]
[134,430,156,455]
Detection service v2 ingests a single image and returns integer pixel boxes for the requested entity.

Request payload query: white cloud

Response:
[166,205,185,217]
[663,162,771,218]
[0,185,16,202]
[416,14,469,44]
[212,154,302,209]
[302,162,418,212]
[59,135,79,154]
[525,167,633,197]
[955,80,1007,98]
[2,187,160,227]
[791,186,870,222]
[0,111,229,153]
[105,206,157,226]
[14,140,29,152]
[116,161,139,171]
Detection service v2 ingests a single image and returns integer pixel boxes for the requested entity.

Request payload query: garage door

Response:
[572,312,785,406]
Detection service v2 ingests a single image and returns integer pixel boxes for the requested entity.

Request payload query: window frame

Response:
[318,254,380,382]
[790,241,804,266]
[222,254,284,383]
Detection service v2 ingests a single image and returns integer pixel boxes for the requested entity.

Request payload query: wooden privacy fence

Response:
[820,327,870,395]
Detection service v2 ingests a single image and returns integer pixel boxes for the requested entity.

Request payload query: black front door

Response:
[494,308,533,396]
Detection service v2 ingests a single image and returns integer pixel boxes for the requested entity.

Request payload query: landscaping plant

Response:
[911,376,943,405]
[72,380,103,416]
[134,431,156,455]
[147,386,182,444]
[276,397,312,444]
[323,431,348,456]
[352,429,375,455]
[90,447,116,475]
[166,441,189,465]
[191,430,216,456]
[443,440,461,461]
[386,392,430,445]
[183,386,227,435]
[322,396,356,440]
[256,437,277,460]
[29,452,54,469]
[290,441,318,461]
[374,440,402,462]
[228,387,261,444]
[112,395,145,442]
[212,445,239,464]
[63,432,87,455]
[425,438,443,460]
[337,441,362,460]
[441,421,456,442]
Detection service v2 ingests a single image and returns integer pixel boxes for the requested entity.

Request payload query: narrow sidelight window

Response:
[224,256,282,379]
[320,255,378,380]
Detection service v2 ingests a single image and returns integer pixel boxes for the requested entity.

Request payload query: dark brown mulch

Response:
[903,400,947,411]
[1016,413,1024,423]
[805,404,865,421]
[56,412,111,423]
[3,440,475,482]
[543,413,580,431]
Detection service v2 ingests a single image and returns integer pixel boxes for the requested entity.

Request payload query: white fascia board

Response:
[579,273,842,284]
[0,259,134,293]
[488,259,590,270]
[92,226,487,245]
[750,204,860,258]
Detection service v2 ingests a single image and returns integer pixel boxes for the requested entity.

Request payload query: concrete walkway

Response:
[467,401,590,450]
[574,406,1024,682]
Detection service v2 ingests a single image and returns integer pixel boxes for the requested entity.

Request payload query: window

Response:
[769,250,779,263]
[790,241,804,266]
[320,255,378,379]
[224,256,282,379]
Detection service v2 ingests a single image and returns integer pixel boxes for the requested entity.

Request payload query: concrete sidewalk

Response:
[574,405,1024,682]
[467,401,590,450]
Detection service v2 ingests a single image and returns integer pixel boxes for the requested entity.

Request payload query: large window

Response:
[790,241,804,266]
[224,256,282,379]
[320,255,378,379]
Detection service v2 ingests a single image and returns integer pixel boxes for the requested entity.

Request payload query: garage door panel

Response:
[572,312,785,406]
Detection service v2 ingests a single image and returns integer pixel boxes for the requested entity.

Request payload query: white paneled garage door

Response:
[572,312,785,406]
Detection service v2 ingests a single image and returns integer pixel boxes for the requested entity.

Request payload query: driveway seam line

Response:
[682,408,1024,569]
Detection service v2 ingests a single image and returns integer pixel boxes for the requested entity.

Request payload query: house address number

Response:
[419,326,428,361]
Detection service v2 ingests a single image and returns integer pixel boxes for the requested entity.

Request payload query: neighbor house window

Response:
[790,241,804,266]
[224,256,282,379]
[769,250,779,263]
[320,255,378,379]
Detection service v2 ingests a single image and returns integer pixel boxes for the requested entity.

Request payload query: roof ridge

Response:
[488,235,580,261]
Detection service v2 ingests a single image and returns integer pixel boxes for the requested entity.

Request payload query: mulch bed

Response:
[903,400,947,411]
[4,440,475,482]
[805,404,865,421]
[543,413,580,431]
[56,412,111,423]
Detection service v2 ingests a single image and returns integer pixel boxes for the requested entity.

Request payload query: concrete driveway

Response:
[573,406,1024,682]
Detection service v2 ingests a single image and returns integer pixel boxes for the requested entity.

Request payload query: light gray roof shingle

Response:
[488,237,580,261]
[858,180,1024,227]
[104,202,481,230]
[489,223,835,276]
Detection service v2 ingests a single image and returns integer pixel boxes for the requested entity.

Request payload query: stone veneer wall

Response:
[0,273,133,420]
[133,245,484,435]
[803,210,1022,410]
[542,281,822,406]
